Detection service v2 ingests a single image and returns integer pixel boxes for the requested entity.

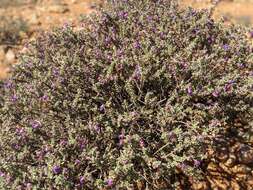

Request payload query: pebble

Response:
[5,49,15,63]
[0,46,5,62]
[48,4,69,13]
[28,13,40,25]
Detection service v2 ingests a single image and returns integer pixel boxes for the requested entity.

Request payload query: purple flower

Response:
[0,171,4,177]
[160,32,165,39]
[224,83,232,92]
[80,176,85,185]
[168,132,177,142]
[94,124,101,133]
[63,22,70,29]
[59,77,65,84]
[61,168,69,180]
[52,68,59,77]
[187,86,193,96]
[147,15,153,22]
[95,49,102,59]
[41,94,49,101]
[132,64,141,80]
[107,54,112,61]
[212,90,219,97]
[99,104,105,113]
[152,27,157,33]
[26,183,32,189]
[75,159,81,165]
[101,15,109,24]
[139,139,145,147]
[224,57,229,62]
[194,159,201,167]
[180,163,187,171]
[52,166,62,175]
[13,144,20,150]
[106,178,113,186]
[116,50,123,58]
[118,132,125,146]
[223,44,229,51]
[130,111,138,117]
[78,139,87,149]
[181,62,188,69]
[192,28,200,35]
[207,36,213,44]
[133,41,141,49]
[30,120,41,129]
[4,80,13,89]
[209,119,221,127]
[238,63,245,68]
[249,31,253,38]
[5,174,12,184]
[228,80,236,84]
[118,11,128,19]
[16,127,25,135]
[105,37,111,45]
[111,27,116,35]
[10,94,18,102]
[116,63,123,72]
[60,139,68,146]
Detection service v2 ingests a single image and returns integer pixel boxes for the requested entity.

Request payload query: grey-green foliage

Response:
[0,0,252,189]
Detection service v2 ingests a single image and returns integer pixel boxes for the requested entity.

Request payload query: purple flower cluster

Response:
[212,90,219,97]
[223,44,230,51]
[106,178,113,187]
[10,94,18,102]
[118,131,125,146]
[52,166,62,175]
[4,80,13,89]
[99,104,105,113]
[132,64,141,81]
[187,86,193,96]
[249,31,253,38]
[133,41,141,49]
[30,120,42,129]
[80,176,85,185]
[139,139,145,148]
[40,94,49,102]
[193,159,201,167]
[118,11,128,19]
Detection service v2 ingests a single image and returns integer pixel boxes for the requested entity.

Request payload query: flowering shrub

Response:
[0,0,252,189]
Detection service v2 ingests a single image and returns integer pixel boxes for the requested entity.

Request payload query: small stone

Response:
[0,46,5,62]
[28,13,40,25]
[48,5,69,13]
[5,49,15,63]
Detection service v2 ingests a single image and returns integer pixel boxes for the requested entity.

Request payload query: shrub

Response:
[0,0,252,189]
[0,16,28,45]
